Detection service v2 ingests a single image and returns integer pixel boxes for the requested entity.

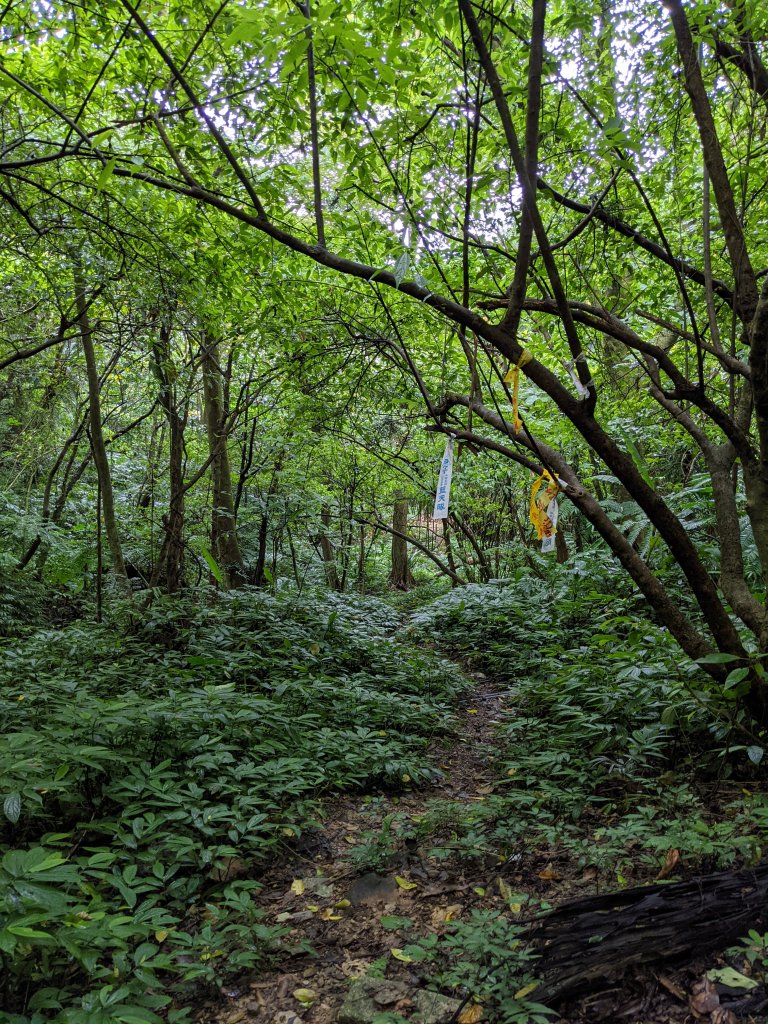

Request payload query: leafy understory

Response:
[193,579,768,1024]
[0,589,466,1023]
[4,579,766,1023]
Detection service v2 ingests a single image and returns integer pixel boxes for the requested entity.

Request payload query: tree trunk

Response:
[318,505,340,590]
[136,410,161,510]
[254,513,269,587]
[451,511,492,582]
[286,525,301,589]
[357,523,367,594]
[149,325,186,593]
[389,495,413,590]
[442,519,460,588]
[17,414,86,571]
[73,267,131,598]
[201,333,246,589]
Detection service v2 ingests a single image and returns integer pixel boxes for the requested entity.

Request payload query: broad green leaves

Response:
[2,793,21,825]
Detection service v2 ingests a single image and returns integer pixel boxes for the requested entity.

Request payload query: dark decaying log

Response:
[527,864,768,1002]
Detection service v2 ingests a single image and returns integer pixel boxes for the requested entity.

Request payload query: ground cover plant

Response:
[405,569,768,885]
[2,576,768,1023]
[0,588,466,1022]
[166,571,768,1024]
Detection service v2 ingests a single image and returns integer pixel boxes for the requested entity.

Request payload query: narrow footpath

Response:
[198,672,767,1024]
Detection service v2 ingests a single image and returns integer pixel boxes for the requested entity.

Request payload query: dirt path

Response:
[195,676,767,1024]
[197,678,515,1024]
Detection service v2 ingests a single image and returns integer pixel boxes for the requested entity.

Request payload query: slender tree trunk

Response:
[451,512,492,582]
[254,514,269,587]
[34,443,91,575]
[73,267,131,598]
[136,410,161,509]
[339,514,352,592]
[17,415,86,571]
[254,464,283,587]
[149,325,187,593]
[96,475,103,621]
[201,333,246,589]
[318,505,340,591]
[357,523,367,593]
[286,525,301,588]
[165,408,186,592]
[389,494,413,590]
[442,519,460,588]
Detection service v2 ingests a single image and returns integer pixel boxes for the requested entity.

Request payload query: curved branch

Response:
[537,178,734,307]
[480,295,750,379]
[714,37,768,102]
[432,392,715,662]
[458,0,595,407]
[118,0,268,220]
[514,296,753,455]
[663,0,758,323]
[353,514,466,585]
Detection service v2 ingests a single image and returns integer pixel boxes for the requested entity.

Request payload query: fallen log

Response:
[527,864,768,1002]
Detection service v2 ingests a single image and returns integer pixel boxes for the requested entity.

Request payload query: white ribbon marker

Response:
[541,494,559,553]
[432,437,455,520]
[564,358,591,399]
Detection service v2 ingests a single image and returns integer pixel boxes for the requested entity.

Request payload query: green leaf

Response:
[401,942,428,961]
[380,915,412,930]
[97,156,118,191]
[224,13,263,48]
[27,851,66,873]
[697,653,742,665]
[707,966,758,989]
[7,925,52,940]
[3,791,21,824]
[747,746,764,765]
[199,545,224,585]
[724,667,750,690]
[394,252,410,287]
[114,1010,164,1024]
[660,707,677,726]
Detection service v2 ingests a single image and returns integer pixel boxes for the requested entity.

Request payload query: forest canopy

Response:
[2,1,768,695]
[4,3,768,694]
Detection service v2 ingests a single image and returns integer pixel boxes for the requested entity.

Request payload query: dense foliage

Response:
[0,590,465,1021]
[3,0,768,1019]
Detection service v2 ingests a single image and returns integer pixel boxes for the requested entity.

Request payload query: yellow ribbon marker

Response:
[530,470,561,550]
[503,349,533,433]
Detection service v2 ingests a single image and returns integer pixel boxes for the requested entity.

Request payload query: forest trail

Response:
[4,584,766,1024]
[198,674,516,1024]
[193,662,765,1024]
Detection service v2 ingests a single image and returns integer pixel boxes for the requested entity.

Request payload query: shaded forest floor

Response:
[198,670,768,1024]
[4,581,768,1024]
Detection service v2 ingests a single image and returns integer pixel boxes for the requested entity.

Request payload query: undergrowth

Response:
[403,576,768,883]
[357,572,768,1021]
[5,565,768,1024]
[0,588,466,1023]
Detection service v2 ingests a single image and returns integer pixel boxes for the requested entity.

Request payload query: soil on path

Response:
[196,677,767,1024]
